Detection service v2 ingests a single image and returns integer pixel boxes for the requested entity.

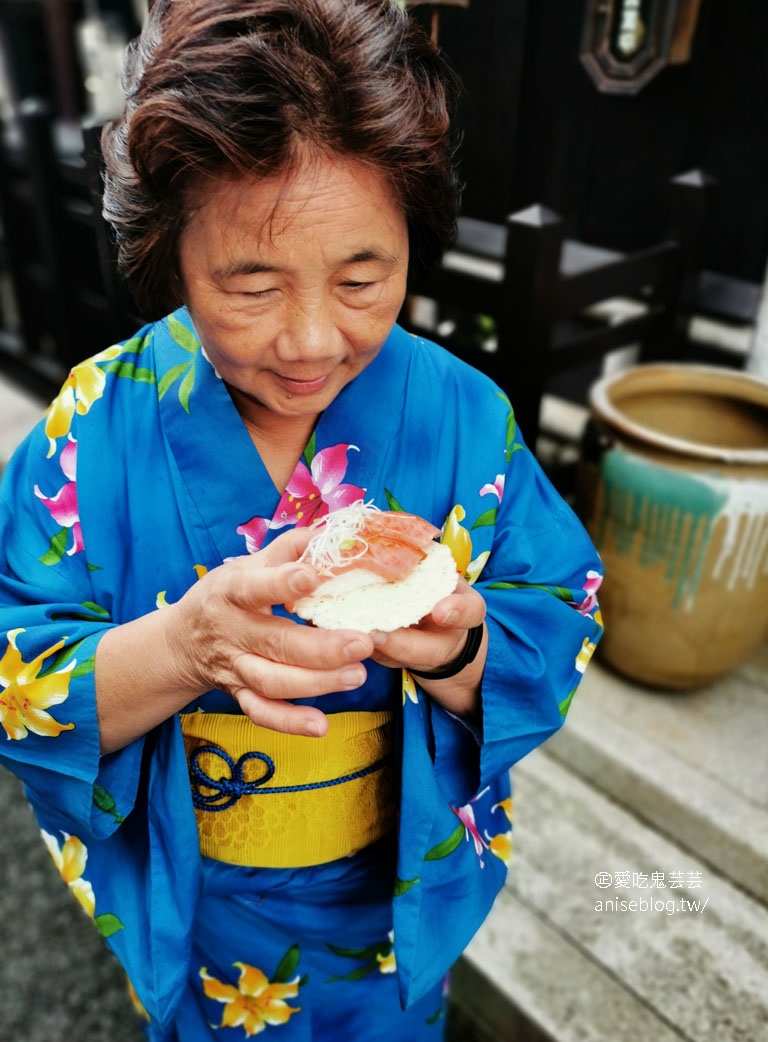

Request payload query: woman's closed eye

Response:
[240,287,277,298]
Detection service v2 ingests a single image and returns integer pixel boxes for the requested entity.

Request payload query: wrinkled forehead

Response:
[182,149,406,248]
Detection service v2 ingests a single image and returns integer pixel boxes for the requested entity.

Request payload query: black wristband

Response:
[409,623,485,681]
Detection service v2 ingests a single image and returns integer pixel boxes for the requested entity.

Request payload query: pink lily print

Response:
[273,443,364,529]
[452,799,488,869]
[479,474,505,502]
[236,516,271,555]
[237,443,364,553]
[34,435,83,563]
[575,569,602,616]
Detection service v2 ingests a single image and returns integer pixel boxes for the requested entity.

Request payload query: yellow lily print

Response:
[126,979,150,1023]
[440,505,489,584]
[157,564,209,609]
[576,635,599,674]
[0,629,75,740]
[441,505,472,575]
[200,960,302,1035]
[44,345,123,457]
[376,931,397,974]
[41,828,125,937]
[487,831,513,865]
[40,830,96,917]
[492,797,514,824]
[486,797,514,865]
[402,670,418,705]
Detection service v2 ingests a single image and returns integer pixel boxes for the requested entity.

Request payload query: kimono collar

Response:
[153,308,412,564]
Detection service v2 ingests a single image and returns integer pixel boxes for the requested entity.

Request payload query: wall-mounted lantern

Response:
[580,0,703,95]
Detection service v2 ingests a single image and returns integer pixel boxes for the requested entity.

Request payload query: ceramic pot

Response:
[576,363,768,690]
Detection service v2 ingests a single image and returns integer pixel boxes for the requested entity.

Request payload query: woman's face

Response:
[178,152,410,426]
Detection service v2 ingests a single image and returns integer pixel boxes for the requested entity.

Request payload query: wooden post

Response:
[747,264,768,379]
[663,168,717,360]
[501,204,565,451]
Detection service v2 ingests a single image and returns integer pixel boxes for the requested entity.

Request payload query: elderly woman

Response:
[0,1,603,1039]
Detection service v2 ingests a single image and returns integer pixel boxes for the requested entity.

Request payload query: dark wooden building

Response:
[0,0,765,430]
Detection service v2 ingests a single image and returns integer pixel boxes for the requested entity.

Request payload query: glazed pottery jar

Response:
[577,363,768,690]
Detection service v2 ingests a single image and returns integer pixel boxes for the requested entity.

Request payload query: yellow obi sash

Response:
[180,710,395,869]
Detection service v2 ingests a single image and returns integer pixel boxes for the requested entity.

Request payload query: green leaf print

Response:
[505,406,516,448]
[472,507,498,529]
[95,913,125,938]
[327,942,385,961]
[178,366,196,413]
[167,313,200,354]
[303,430,317,466]
[36,631,95,680]
[328,963,379,983]
[158,362,191,400]
[325,937,393,982]
[120,332,148,355]
[36,638,84,680]
[273,944,301,984]
[101,359,156,385]
[93,784,126,824]
[384,488,405,512]
[487,581,574,600]
[70,656,95,679]
[51,601,110,622]
[39,527,69,566]
[394,876,420,897]
[424,823,464,861]
[158,357,196,412]
[558,687,577,717]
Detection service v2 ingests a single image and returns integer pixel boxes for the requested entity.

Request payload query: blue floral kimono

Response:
[0,311,603,1040]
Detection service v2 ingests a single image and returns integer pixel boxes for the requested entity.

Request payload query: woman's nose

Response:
[276,300,343,361]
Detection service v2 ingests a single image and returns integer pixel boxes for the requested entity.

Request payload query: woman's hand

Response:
[96,528,374,753]
[369,578,488,721]
[172,528,374,736]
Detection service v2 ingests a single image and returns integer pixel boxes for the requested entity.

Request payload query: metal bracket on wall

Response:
[580,0,703,95]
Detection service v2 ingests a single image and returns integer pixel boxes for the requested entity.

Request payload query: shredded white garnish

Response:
[301,499,381,572]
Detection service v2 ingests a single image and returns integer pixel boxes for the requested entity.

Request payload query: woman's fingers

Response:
[232,687,330,737]
[370,582,486,672]
[225,555,320,613]
[254,526,316,565]
[177,527,376,710]
[232,650,367,703]
[232,613,373,670]
[230,648,369,738]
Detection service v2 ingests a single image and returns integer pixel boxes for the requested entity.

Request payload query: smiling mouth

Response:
[274,371,334,394]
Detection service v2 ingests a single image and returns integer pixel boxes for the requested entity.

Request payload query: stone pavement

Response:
[1,371,767,1041]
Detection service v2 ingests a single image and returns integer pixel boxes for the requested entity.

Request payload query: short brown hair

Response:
[101,0,461,319]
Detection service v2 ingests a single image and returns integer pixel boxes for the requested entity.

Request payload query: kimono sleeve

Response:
[0,419,143,839]
[428,431,604,806]
[474,442,604,790]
